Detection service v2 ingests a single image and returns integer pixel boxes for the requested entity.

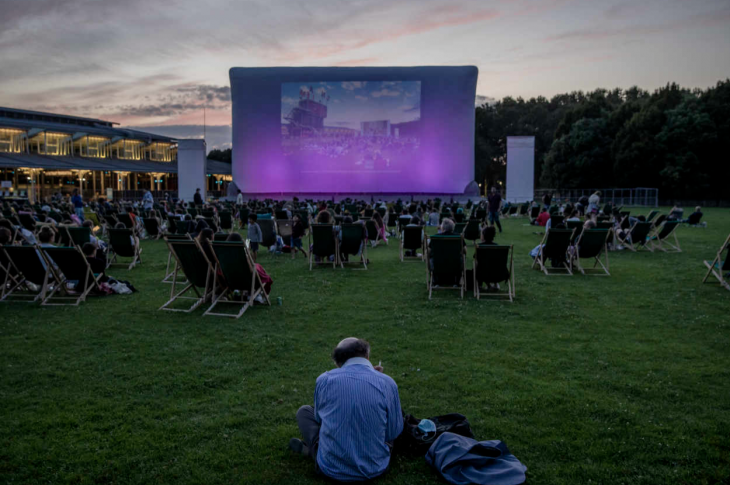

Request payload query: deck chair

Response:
[143,217,162,240]
[550,215,565,227]
[519,204,528,216]
[476,208,487,221]
[218,211,233,233]
[203,217,219,233]
[107,228,142,269]
[572,229,611,276]
[103,214,118,235]
[204,241,271,318]
[400,226,425,262]
[616,221,654,252]
[238,207,250,229]
[650,221,681,252]
[462,219,481,245]
[276,220,295,259]
[162,234,190,283]
[1,245,54,302]
[176,219,192,235]
[386,214,397,234]
[532,228,575,275]
[66,226,92,247]
[41,246,103,306]
[187,207,198,219]
[117,213,136,232]
[159,239,213,312]
[18,213,36,232]
[508,206,518,216]
[275,210,289,220]
[309,224,338,270]
[397,216,412,236]
[365,219,384,247]
[84,211,100,226]
[454,222,467,235]
[566,220,583,245]
[258,219,277,249]
[702,233,730,291]
[473,245,514,301]
[529,206,540,222]
[340,224,367,269]
[427,235,466,299]
[653,214,667,227]
[644,210,659,223]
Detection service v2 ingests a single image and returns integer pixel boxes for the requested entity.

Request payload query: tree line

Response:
[476,80,730,201]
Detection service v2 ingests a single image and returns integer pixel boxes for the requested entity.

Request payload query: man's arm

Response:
[385,381,404,442]
[313,375,325,424]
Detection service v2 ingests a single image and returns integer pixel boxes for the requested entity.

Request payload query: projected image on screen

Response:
[281,81,421,173]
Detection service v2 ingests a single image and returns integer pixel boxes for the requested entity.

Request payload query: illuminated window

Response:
[0,128,27,153]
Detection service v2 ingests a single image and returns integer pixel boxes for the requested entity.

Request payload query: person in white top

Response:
[236,189,244,206]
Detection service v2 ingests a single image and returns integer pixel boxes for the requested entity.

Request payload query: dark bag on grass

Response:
[395,413,474,455]
[425,432,526,485]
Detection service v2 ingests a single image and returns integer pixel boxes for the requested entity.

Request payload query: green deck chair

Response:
[205,241,270,318]
[66,226,92,247]
[702,233,730,291]
[339,224,367,269]
[175,219,191,235]
[427,235,466,299]
[400,225,424,262]
[473,245,514,301]
[508,206,518,216]
[187,207,198,219]
[644,210,659,223]
[529,206,540,221]
[107,228,142,270]
[532,228,575,275]
[617,221,654,252]
[1,245,54,302]
[397,216,412,236]
[454,222,467,235]
[364,219,383,247]
[159,239,213,312]
[550,215,565,227]
[258,219,277,249]
[462,219,481,245]
[238,207,250,229]
[572,229,611,276]
[650,220,681,252]
[218,211,233,233]
[117,213,136,231]
[161,234,191,283]
[567,220,583,245]
[309,224,337,270]
[143,217,162,240]
[18,213,36,232]
[41,246,103,306]
[84,211,100,226]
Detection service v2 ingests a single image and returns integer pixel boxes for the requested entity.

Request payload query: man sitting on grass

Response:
[290,338,403,482]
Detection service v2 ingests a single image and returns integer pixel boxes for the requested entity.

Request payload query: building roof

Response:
[0,152,231,175]
[0,107,176,144]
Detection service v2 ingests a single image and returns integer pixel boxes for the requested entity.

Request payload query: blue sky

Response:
[0,0,728,148]
[281,81,420,129]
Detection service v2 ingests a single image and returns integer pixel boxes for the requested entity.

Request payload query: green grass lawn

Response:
[1,207,729,484]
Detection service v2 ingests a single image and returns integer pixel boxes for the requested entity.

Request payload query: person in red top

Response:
[535,208,550,227]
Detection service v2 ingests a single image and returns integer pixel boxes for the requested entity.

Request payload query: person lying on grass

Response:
[290,338,403,482]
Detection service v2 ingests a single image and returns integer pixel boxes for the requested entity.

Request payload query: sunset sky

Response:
[1,0,728,148]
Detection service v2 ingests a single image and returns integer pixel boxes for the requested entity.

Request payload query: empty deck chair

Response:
[204,241,270,318]
[1,245,54,302]
[649,220,681,252]
[702,233,730,291]
[218,211,233,233]
[258,219,277,249]
[162,234,191,283]
[532,228,575,275]
[107,228,142,270]
[143,217,162,240]
[473,245,514,301]
[340,223,367,269]
[616,221,654,252]
[41,246,103,306]
[159,239,213,312]
[572,229,611,276]
[309,224,338,270]
[400,225,425,262]
[427,235,466,299]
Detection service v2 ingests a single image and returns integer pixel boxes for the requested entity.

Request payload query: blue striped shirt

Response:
[314,357,403,481]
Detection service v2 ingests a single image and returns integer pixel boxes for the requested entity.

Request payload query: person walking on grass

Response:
[487,186,503,233]
[290,338,403,482]
[247,213,262,262]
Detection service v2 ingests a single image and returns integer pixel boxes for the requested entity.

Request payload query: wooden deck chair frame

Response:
[473,245,515,302]
[400,226,425,262]
[0,245,53,303]
[649,221,681,253]
[107,228,143,270]
[616,221,654,252]
[309,224,339,270]
[40,246,103,306]
[162,234,191,283]
[204,241,271,318]
[532,228,575,276]
[159,239,213,312]
[702,233,730,291]
[572,229,611,276]
[426,235,466,300]
[339,224,368,269]
[365,219,384,248]
[143,217,163,240]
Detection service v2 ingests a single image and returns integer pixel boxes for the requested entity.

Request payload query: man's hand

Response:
[374,360,384,373]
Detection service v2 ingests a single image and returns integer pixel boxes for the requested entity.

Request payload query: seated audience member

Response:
[82,242,107,277]
[38,227,56,247]
[0,227,12,245]
[315,210,331,224]
[479,225,497,246]
[290,338,402,482]
[427,209,439,227]
[114,222,138,247]
[566,210,581,222]
[534,208,550,227]
[403,216,423,257]
[430,218,466,285]
[82,220,106,252]
[684,206,704,225]
[668,205,684,221]
[371,211,387,245]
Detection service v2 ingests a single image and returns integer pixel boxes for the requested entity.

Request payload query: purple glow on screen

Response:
[230,67,477,194]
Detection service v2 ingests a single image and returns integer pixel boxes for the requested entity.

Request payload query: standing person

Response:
[487,186,503,233]
[291,213,308,258]
[142,190,153,211]
[290,338,403,482]
[588,191,601,214]
[542,192,552,210]
[193,188,203,206]
[577,194,589,216]
[236,189,244,206]
[247,214,262,262]
[71,189,84,221]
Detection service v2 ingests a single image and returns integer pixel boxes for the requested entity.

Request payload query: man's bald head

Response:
[332,338,370,367]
